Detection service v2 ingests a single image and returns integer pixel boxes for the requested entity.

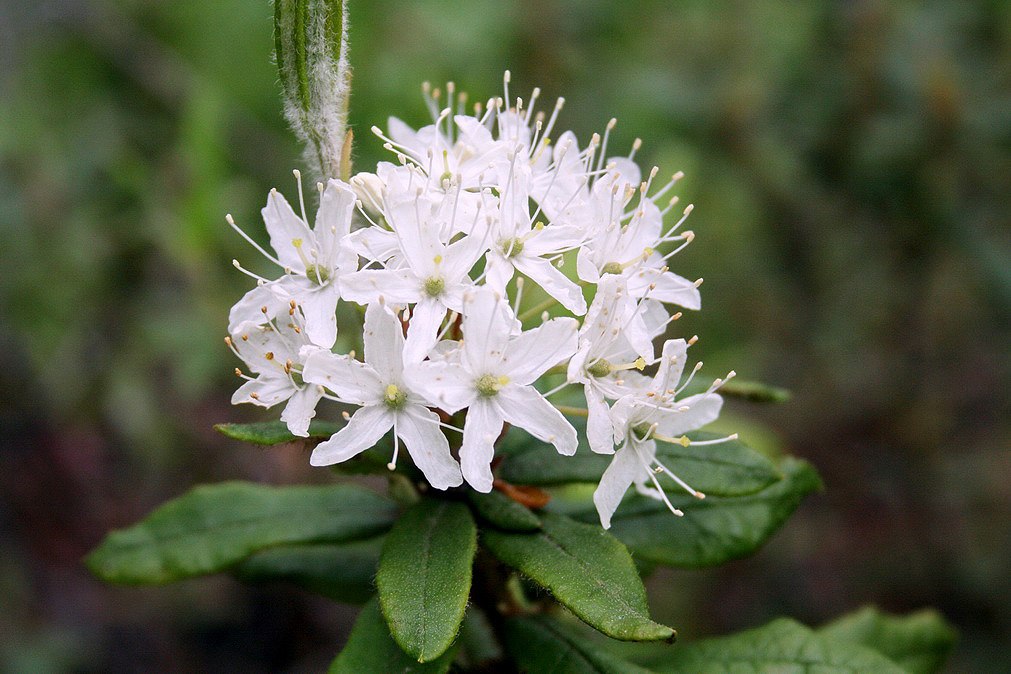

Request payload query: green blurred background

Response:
[1,0,1008,671]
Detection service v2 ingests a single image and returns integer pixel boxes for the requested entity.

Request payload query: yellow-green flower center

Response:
[633,422,654,441]
[500,237,524,257]
[384,383,407,409]
[304,264,330,286]
[587,359,612,378]
[601,262,623,275]
[476,373,510,397]
[424,276,445,297]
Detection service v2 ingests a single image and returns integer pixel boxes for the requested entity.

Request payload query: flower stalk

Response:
[274,0,352,180]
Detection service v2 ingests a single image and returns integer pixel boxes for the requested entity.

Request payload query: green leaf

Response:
[233,538,381,604]
[329,597,456,674]
[377,499,477,663]
[818,606,958,674]
[603,457,821,567]
[652,618,906,673]
[712,378,792,403]
[481,511,674,642]
[466,489,541,531]
[505,618,655,674]
[214,420,340,445]
[458,608,503,669]
[499,432,782,497]
[504,615,654,674]
[86,482,397,584]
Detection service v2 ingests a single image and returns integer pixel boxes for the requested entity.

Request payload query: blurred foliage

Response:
[0,0,1008,671]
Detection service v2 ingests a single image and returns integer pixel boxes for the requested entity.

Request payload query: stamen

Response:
[226,214,281,266]
[636,450,684,517]
[232,259,270,283]
[388,423,400,471]
[292,169,309,227]
[652,455,705,499]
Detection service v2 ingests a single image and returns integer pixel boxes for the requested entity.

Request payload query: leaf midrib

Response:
[413,501,444,658]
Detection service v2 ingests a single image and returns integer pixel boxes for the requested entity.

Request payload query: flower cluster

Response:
[225,73,736,527]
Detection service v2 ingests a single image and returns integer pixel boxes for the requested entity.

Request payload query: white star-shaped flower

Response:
[411,288,579,492]
[340,189,487,362]
[301,302,463,490]
[593,338,728,528]
[227,321,323,438]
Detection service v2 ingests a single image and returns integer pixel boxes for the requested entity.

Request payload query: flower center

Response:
[601,261,623,275]
[632,422,655,441]
[587,359,612,378]
[384,383,407,409]
[476,373,510,397]
[304,264,330,286]
[500,237,524,257]
[424,276,445,297]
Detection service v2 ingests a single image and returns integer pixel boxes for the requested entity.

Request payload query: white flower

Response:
[411,288,579,492]
[567,276,670,454]
[228,175,358,349]
[483,160,587,315]
[592,338,731,528]
[227,321,323,437]
[301,302,463,490]
[340,187,488,362]
[223,73,736,527]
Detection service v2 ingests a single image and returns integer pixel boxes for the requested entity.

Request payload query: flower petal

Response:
[301,350,383,406]
[310,406,393,466]
[513,255,587,315]
[495,385,577,456]
[363,302,406,380]
[460,287,516,374]
[340,268,422,306]
[627,268,701,310]
[592,443,641,529]
[407,361,475,413]
[584,385,616,455]
[262,188,311,271]
[228,283,289,334]
[299,287,339,349]
[231,374,293,407]
[500,317,579,385]
[460,399,503,492]
[280,385,323,437]
[652,392,724,438]
[397,406,463,490]
[402,298,445,365]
